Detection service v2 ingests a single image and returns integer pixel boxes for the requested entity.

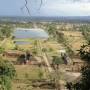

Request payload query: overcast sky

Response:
[0,0,90,16]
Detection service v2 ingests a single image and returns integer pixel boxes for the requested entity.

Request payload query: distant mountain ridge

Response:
[0,16,90,23]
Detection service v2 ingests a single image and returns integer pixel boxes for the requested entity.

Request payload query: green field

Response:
[0,22,90,90]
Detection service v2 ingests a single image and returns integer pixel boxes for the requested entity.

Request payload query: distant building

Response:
[57,49,66,54]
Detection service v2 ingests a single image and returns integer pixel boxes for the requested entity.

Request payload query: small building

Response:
[57,49,66,55]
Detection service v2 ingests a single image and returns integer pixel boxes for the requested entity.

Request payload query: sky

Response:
[0,0,90,16]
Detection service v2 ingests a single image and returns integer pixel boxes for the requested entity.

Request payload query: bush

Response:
[0,59,16,90]
[0,47,4,54]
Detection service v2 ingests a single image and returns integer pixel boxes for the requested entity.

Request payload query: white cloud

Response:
[35,0,90,16]
[79,3,90,11]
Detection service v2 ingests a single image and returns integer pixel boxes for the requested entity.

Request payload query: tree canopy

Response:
[66,43,90,90]
[0,59,16,90]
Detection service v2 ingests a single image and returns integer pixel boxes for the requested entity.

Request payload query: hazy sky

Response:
[0,0,90,16]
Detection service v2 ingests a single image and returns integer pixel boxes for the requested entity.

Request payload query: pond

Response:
[13,28,49,39]
[14,41,32,45]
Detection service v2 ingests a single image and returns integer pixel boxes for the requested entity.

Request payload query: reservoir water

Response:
[13,28,49,45]
[14,41,31,45]
[13,28,49,39]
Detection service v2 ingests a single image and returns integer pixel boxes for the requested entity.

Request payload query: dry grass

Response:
[45,41,63,50]
[62,31,86,53]
[15,65,44,80]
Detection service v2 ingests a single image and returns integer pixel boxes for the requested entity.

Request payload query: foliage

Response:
[48,48,53,52]
[80,65,90,90]
[0,59,16,90]
[17,54,26,64]
[80,25,90,43]
[0,26,13,38]
[56,31,74,57]
[52,56,64,65]
[24,73,29,79]
[78,44,90,62]
[0,47,4,54]
[66,43,90,90]
[56,31,65,43]
[42,48,47,52]
[47,25,74,57]
[32,40,38,55]
[47,24,57,37]
[82,31,90,43]
[13,45,18,50]
[32,48,38,55]
[38,69,43,80]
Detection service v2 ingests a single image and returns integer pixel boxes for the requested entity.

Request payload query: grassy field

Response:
[1,23,88,90]
[15,65,45,80]
[61,31,87,53]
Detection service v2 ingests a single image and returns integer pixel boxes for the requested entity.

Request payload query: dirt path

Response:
[38,40,53,72]
[33,24,62,89]
[43,53,53,72]
[33,22,37,28]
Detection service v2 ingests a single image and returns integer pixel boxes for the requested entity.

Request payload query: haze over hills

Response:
[0,16,90,23]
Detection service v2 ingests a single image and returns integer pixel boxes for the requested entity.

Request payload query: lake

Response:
[13,28,49,45]
[13,28,49,39]
[14,41,31,45]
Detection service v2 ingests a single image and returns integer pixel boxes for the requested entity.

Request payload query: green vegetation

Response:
[0,25,13,38]
[52,56,64,65]
[47,24,56,37]
[56,31,74,57]
[66,43,90,90]
[38,69,44,80]
[0,22,90,90]
[46,25,74,57]
[0,59,16,90]
[0,47,4,54]
[80,25,90,43]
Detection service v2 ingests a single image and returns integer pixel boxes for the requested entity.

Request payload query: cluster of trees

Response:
[56,31,74,57]
[66,43,90,90]
[0,25,13,39]
[0,59,16,90]
[47,25,74,57]
[80,25,90,43]
[46,24,57,38]
[0,47,5,54]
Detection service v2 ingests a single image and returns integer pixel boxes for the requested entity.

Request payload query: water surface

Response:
[13,28,49,39]
[14,41,31,45]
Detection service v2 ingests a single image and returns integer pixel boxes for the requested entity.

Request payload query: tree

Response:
[52,56,63,70]
[0,59,16,90]
[56,31,74,57]
[0,47,4,54]
[0,26,12,38]
[38,69,43,80]
[78,43,90,90]
[17,54,26,64]
[52,56,63,90]
[78,44,90,62]
[66,43,90,90]
[80,25,90,43]
[47,25,56,36]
